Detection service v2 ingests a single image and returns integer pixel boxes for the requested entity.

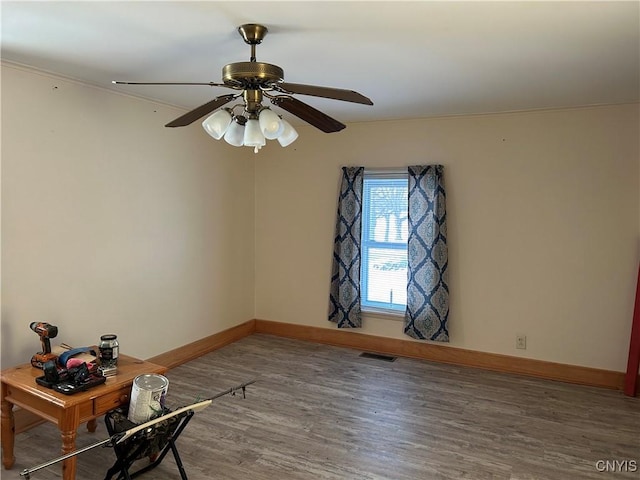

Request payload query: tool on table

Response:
[36,360,106,394]
[20,379,256,479]
[29,322,59,369]
[34,342,106,393]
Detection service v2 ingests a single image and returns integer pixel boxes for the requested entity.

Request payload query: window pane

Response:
[364,248,407,308]
[361,175,408,312]
[365,179,408,244]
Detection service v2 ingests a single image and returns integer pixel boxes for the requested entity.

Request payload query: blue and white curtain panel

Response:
[404,165,449,341]
[328,166,364,328]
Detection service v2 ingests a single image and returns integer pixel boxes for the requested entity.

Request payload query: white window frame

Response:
[360,169,408,317]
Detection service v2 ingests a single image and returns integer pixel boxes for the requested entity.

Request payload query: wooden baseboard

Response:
[146,319,255,369]
[12,318,635,436]
[254,319,634,391]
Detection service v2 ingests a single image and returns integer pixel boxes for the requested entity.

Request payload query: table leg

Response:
[87,418,97,433]
[1,382,15,469]
[60,405,80,480]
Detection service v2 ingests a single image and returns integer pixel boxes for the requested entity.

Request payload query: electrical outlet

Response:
[516,335,527,350]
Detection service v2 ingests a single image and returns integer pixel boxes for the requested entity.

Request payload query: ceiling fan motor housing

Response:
[222,62,284,88]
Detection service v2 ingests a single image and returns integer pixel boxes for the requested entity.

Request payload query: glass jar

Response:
[99,334,119,368]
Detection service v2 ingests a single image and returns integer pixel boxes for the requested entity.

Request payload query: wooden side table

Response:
[1,354,166,480]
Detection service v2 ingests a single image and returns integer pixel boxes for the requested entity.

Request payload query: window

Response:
[361,171,408,313]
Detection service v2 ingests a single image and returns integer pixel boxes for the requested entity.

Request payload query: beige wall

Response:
[254,104,639,372]
[1,64,255,367]
[2,63,638,375]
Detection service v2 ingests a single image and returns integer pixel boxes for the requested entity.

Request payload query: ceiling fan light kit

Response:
[202,109,232,140]
[244,118,266,150]
[277,119,299,147]
[113,23,373,153]
[223,119,246,147]
[258,108,285,139]
[203,106,295,152]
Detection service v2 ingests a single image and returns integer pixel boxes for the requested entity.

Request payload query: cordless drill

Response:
[30,322,59,369]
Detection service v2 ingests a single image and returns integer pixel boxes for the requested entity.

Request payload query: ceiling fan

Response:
[113,24,373,150]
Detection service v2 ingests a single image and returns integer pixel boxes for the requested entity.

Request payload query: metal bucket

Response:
[127,374,169,424]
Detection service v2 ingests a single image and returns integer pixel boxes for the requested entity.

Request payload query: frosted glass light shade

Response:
[243,119,266,148]
[202,110,232,139]
[258,108,284,139]
[277,119,299,147]
[223,120,245,147]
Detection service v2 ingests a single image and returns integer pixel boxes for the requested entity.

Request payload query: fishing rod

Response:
[21,379,256,479]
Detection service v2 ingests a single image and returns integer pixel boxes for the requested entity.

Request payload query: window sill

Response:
[361,307,404,321]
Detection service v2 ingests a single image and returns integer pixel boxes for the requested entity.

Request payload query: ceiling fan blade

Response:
[270,96,346,133]
[276,83,373,105]
[113,81,229,87]
[165,94,238,128]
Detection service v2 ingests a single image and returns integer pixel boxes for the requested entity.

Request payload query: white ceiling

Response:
[2,1,639,128]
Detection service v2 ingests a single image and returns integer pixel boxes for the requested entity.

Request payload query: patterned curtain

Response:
[328,166,364,328]
[404,165,449,341]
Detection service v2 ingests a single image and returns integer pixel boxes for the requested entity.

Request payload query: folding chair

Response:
[20,385,250,480]
[103,407,194,480]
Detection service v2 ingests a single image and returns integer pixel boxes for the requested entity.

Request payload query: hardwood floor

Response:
[10,334,640,479]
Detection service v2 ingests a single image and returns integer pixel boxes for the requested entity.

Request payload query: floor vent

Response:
[359,352,397,362]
